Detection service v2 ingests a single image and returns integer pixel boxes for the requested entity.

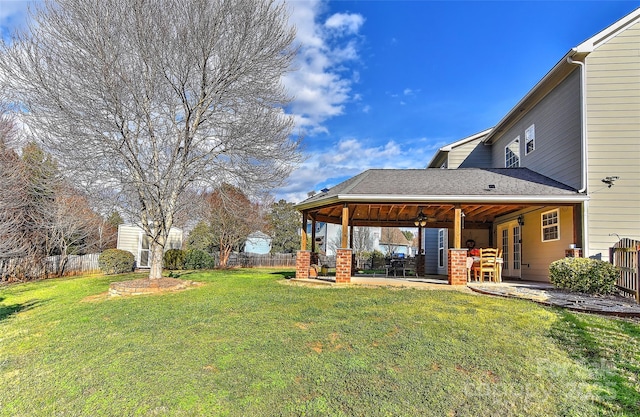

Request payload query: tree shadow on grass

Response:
[0,297,41,322]
[548,310,640,415]
[270,270,295,279]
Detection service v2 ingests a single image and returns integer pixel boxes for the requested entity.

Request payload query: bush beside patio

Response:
[549,257,619,295]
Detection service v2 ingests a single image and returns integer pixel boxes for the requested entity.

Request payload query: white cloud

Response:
[324,12,364,34]
[275,136,441,203]
[283,1,364,135]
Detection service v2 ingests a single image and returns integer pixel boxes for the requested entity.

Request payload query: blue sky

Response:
[2,0,639,203]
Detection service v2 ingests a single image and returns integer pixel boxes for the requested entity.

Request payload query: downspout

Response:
[567,54,588,193]
[567,53,589,256]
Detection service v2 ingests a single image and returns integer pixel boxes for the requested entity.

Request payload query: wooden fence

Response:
[46,253,101,276]
[610,238,640,303]
[1,253,101,281]
[2,251,329,281]
[223,253,298,268]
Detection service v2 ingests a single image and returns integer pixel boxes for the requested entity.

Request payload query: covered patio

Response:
[295,168,587,285]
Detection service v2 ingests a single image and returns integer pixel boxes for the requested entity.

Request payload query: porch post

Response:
[416,227,425,277]
[337,204,352,283]
[336,248,352,284]
[453,206,462,249]
[448,248,468,285]
[296,211,311,279]
[311,216,316,253]
[449,206,467,284]
[341,204,349,248]
[300,211,308,250]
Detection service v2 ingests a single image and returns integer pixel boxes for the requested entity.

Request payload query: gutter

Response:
[567,51,589,256]
[295,193,589,211]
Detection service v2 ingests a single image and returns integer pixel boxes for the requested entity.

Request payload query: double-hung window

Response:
[525,124,535,155]
[505,137,520,168]
[541,209,559,242]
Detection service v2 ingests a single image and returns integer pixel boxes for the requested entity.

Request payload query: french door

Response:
[498,221,521,279]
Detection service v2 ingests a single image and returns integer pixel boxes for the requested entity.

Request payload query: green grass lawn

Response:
[0,269,638,416]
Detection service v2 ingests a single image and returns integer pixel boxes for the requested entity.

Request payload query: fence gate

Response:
[610,238,640,303]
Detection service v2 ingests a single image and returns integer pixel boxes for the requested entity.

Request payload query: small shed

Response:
[116,224,183,268]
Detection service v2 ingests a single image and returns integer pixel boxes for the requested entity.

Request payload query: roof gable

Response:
[427,128,492,168]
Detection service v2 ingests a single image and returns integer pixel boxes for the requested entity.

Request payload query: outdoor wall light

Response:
[517,215,525,226]
[414,209,428,227]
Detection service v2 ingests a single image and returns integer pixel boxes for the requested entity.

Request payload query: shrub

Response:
[549,257,618,295]
[164,249,186,270]
[99,249,135,275]
[370,250,386,269]
[184,249,215,270]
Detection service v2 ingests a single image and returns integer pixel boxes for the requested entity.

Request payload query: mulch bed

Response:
[109,278,202,297]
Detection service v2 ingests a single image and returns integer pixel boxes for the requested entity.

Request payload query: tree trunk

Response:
[219,246,231,268]
[148,242,164,279]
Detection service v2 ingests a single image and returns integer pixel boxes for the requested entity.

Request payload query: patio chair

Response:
[472,248,499,282]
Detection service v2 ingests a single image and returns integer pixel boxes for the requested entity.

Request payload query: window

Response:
[505,137,520,168]
[541,209,559,242]
[525,124,535,155]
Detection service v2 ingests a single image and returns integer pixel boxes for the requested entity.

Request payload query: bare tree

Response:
[195,185,264,267]
[380,228,405,257]
[352,227,374,254]
[47,185,104,275]
[0,144,31,261]
[0,125,49,279]
[0,0,301,279]
[328,226,372,256]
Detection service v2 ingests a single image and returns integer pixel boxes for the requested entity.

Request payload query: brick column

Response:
[335,248,352,284]
[565,248,583,258]
[296,250,311,279]
[448,248,468,285]
[415,254,425,277]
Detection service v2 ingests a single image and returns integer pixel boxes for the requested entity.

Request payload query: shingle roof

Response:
[297,168,584,209]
